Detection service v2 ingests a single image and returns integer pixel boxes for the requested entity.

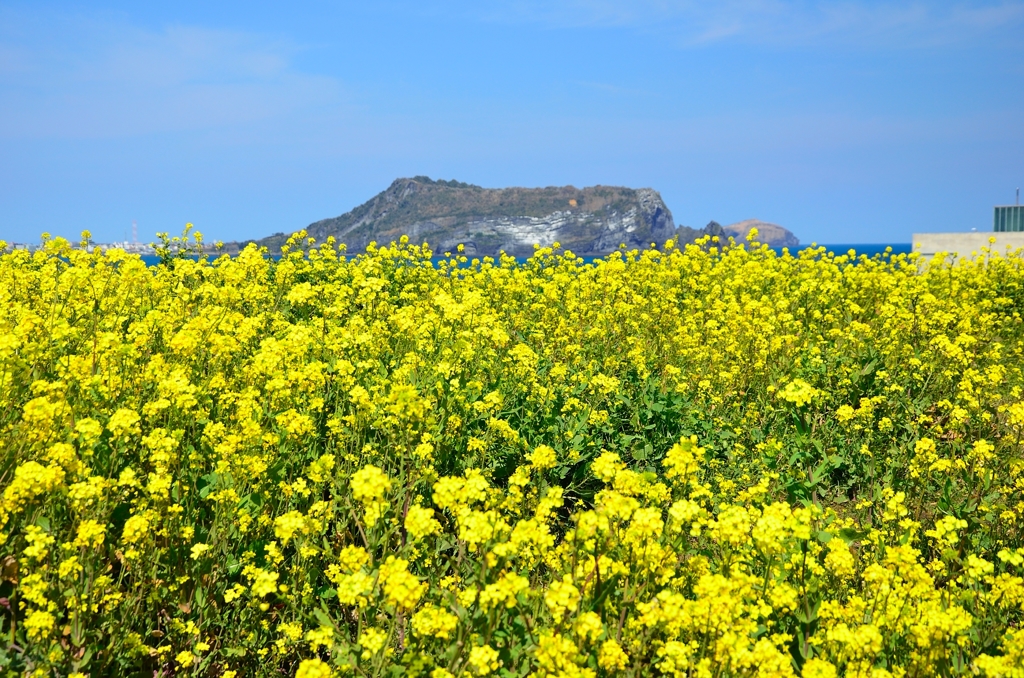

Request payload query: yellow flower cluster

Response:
[0,231,1022,676]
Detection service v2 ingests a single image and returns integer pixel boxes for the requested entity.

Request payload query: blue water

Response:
[803,243,912,257]
[139,243,913,267]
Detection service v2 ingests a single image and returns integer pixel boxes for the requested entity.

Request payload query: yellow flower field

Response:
[1,230,1023,677]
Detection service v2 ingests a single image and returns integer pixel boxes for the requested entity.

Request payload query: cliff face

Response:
[254,177,687,257]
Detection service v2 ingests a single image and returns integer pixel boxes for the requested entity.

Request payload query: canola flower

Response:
[0,230,1023,676]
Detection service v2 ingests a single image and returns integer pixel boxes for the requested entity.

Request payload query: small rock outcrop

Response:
[721,219,799,248]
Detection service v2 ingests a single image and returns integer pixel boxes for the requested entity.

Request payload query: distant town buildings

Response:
[91,241,156,254]
[2,241,156,254]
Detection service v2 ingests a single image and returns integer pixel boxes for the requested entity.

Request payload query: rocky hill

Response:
[720,219,800,248]
[245,177,798,256]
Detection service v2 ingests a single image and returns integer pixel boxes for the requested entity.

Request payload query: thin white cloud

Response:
[473,0,1024,48]
[0,10,343,140]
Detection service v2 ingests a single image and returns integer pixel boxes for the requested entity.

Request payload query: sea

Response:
[138,243,913,267]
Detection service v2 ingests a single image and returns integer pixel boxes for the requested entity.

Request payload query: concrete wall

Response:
[913,232,1024,261]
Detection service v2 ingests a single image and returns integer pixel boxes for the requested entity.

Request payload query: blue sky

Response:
[1,1,1022,245]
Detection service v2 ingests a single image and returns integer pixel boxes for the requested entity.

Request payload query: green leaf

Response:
[809,461,830,485]
[838,527,870,544]
[198,472,220,499]
[314,608,335,628]
[794,596,821,624]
